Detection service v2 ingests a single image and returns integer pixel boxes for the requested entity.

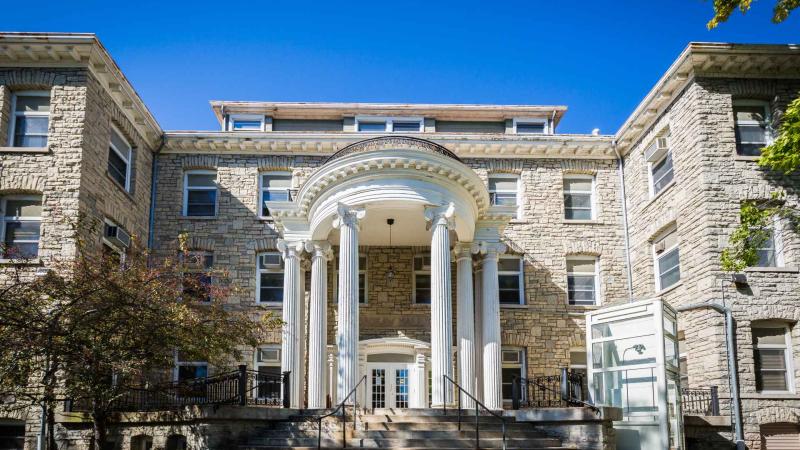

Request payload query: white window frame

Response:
[566,256,600,306]
[412,254,431,305]
[501,347,526,403]
[183,170,218,217]
[753,215,785,268]
[256,251,284,305]
[753,322,795,394]
[173,352,209,382]
[8,90,50,148]
[108,124,132,192]
[512,117,550,135]
[226,114,265,132]
[336,255,368,304]
[563,175,595,221]
[488,173,521,219]
[0,195,42,259]
[355,116,423,133]
[733,100,773,156]
[652,227,681,292]
[258,171,293,219]
[498,254,525,306]
[647,139,674,198]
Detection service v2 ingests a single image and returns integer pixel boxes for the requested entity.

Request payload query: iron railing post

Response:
[710,386,720,415]
[238,365,247,406]
[560,368,569,403]
[342,401,347,450]
[511,376,520,410]
[457,385,462,431]
[282,371,291,408]
[442,375,447,414]
[317,417,322,450]
[474,401,479,450]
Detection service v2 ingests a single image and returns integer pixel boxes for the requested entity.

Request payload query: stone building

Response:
[0,33,799,449]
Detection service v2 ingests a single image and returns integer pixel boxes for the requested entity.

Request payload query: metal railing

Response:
[66,366,290,412]
[314,375,367,450]
[682,386,720,416]
[443,374,507,450]
[512,368,599,413]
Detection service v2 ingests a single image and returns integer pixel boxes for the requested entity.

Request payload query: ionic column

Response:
[425,203,455,407]
[277,239,305,408]
[479,241,506,410]
[333,204,365,404]
[305,241,332,409]
[454,242,476,408]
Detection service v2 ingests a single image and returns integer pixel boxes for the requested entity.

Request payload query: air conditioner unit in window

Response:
[645,136,670,162]
[104,223,131,249]
[260,253,283,268]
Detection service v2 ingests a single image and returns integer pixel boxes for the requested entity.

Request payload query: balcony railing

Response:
[681,386,720,416]
[511,369,598,412]
[65,366,290,412]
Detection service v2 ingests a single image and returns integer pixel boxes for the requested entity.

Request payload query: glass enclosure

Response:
[586,298,684,450]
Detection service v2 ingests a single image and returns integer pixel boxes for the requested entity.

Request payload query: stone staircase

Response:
[238,408,577,449]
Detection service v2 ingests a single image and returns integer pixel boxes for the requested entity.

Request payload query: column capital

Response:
[475,241,507,259]
[333,203,366,230]
[276,239,306,259]
[305,240,333,260]
[424,202,455,228]
[452,242,475,261]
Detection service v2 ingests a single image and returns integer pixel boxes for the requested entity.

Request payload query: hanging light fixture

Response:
[385,218,396,285]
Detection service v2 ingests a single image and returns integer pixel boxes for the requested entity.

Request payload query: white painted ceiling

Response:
[326,202,444,246]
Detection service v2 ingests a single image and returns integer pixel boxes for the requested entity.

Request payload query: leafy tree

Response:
[0,219,280,450]
[708,0,799,28]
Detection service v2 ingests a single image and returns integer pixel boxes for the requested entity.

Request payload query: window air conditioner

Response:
[104,223,131,249]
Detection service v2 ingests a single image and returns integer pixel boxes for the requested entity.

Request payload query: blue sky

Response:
[3,1,799,133]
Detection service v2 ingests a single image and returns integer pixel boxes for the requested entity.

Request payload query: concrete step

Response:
[365,421,538,432]
[360,414,513,424]
[351,429,550,439]
[243,437,562,448]
[240,447,575,450]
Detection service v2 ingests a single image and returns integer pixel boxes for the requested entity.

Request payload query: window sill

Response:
[500,303,527,309]
[0,258,42,266]
[411,303,431,307]
[256,302,283,308]
[734,155,761,162]
[104,173,135,201]
[645,180,676,208]
[0,146,49,154]
[744,266,799,273]
[562,219,602,225]
[567,303,601,310]
[655,281,682,296]
[181,215,218,220]
[258,217,276,222]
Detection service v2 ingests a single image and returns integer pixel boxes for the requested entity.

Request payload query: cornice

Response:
[616,42,800,154]
[0,33,162,148]
[161,131,615,159]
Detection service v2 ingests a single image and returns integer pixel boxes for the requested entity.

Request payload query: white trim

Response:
[256,251,284,305]
[754,215,785,268]
[182,170,218,217]
[652,226,680,292]
[0,194,42,259]
[498,254,525,305]
[8,90,50,148]
[512,117,550,135]
[258,171,293,219]
[566,256,600,306]
[355,116,424,133]
[227,114,265,132]
[753,322,795,394]
[108,124,132,192]
[563,174,595,221]
[488,173,521,219]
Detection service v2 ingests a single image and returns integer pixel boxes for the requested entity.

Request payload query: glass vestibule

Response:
[586,298,684,450]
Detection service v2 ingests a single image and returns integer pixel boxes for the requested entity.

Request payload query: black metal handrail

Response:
[512,369,600,413]
[682,386,720,416]
[443,374,507,450]
[314,375,367,450]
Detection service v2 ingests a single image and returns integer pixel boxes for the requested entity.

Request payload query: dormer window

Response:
[227,115,264,132]
[513,118,548,134]
[355,117,423,133]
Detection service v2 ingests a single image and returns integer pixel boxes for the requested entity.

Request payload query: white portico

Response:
[268,137,513,410]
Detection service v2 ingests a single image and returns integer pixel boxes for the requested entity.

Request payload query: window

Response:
[182,251,213,302]
[260,172,292,217]
[498,255,524,305]
[355,117,423,133]
[257,252,284,304]
[8,91,50,147]
[488,175,519,219]
[567,257,598,305]
[130,435,153,450]
[653,228,680,291]
[102,219,130,264]
[513,119,548,134]
[501,348,525,401]
[174,353,208,382]
[734,101,771,156]
[646,137,674,196]
[563,176,594,220]
[678,335,688,387]
[254,346,282,400]
[107,126,132,191]
[0,195,42,259]
[569,349,589,399]
[338,255,368,304]
[183,171,218,217]
[413,254,431,304]
[227,115,264,131]
[753,324,794,393]
[753,216,784,268]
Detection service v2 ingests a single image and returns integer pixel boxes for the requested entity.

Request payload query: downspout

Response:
[147,135,166,250]
[613,140,634,299]
[676,301,745,450]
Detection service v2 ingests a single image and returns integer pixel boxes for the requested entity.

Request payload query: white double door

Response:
[367,363,413,409]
